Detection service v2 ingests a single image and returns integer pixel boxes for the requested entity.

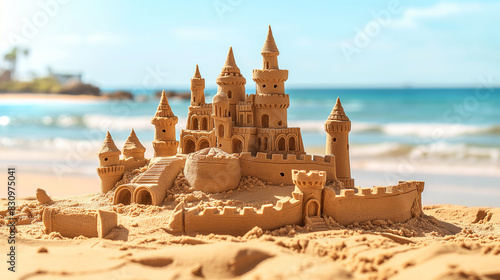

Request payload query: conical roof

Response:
[154,90,175,118]
[193,64,201,79]
[261,26,279,55]
[123,129,146,152]
[98,131,121,155]
[220,47,240,74]
[328,97,350,121]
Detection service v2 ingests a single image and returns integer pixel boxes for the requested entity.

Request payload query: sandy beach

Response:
[1,192,499,279]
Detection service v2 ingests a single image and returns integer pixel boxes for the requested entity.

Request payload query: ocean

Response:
[1,88,499,206]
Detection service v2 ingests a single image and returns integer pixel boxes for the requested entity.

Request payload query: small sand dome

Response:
[184,147,241,193]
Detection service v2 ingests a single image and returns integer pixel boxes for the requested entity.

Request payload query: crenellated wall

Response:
[239,152,336,185]
[323,181,425,225]
[171,191,304,236]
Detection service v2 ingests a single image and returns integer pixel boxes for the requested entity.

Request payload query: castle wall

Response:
[322,181,424,225]
[182,191,303,236]
[239,152,336,185]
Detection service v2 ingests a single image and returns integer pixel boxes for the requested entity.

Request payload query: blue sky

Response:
[1,0,499,89]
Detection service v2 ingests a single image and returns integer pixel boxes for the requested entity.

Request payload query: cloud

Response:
[391,2,482,29]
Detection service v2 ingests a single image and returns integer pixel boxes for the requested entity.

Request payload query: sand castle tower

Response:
[292,170,326,218]
[190,64,205,106]
[216,47,246,124]
[324,98,354,188]
[123,129,146,160]
[97,132,125,193]
[212,90,232,152]
[252,26,290,129]
[151,91,179,157]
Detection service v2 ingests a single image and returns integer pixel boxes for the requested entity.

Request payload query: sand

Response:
[1,185,500,280]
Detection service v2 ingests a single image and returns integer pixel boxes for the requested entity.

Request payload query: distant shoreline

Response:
[0,92,108,101]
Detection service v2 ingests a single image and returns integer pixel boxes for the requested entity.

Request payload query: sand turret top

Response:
[213,90,229,104]
[98,131,121,155]
[220,47,241,74]
[328,97,350,121]
[261,26,279,55]
[154,90,175,118]
[123,129,146,153]
[193,64,202,79]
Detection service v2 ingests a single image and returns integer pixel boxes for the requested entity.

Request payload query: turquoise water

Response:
[1,88,499,161]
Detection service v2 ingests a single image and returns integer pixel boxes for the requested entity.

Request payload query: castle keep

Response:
[97,26,424,235]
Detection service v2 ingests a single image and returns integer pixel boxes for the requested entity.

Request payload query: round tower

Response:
[212,90,232,153]
[97,131,125,193]
[252,26,290,128]
[123,129,146,160]
[190,64,205,106]
[324,97,354,188]
[216,47,246,123]
[151,90,179,157]
[292,170,326,220]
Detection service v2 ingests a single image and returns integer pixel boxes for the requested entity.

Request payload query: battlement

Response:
[324,120,351,132]
[332,181,423,199]
[152,140,179,148]
[97,165,125,175]
[252,68,289,82]
[292,170,327,189]
[240,152,334,163]
[151,116,178,126]
[178,192,303,235]
[188,105,212,113]
[254,93,290,109]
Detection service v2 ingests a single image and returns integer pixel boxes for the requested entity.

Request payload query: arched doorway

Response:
[232,138,243,153]
[304,199,321,217]
[261,114,269,128]
[198,139,210,150]
[261,137,268,151]
[184,139,196,154]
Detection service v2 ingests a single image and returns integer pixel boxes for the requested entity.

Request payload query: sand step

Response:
[309,216,329,231]
[134,158,180,184]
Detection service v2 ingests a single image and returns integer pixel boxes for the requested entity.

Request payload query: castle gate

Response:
[304,199,321,217]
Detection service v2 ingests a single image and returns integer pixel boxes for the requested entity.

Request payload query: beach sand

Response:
[1,183,500,279]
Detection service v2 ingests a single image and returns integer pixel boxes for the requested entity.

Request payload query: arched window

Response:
[232,138,243,153]
[227,90,232,98]
[278,137,286,151]
[289,136,296,151]
[192,117,199,130]
[262,137,268,151]
[261,114,269,128]
[184,139,195,154]
[198,139,210,150]
[201,117,208,130]
[218,124,224,138]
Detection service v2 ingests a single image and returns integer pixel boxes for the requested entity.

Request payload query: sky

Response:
[0,0,499,89]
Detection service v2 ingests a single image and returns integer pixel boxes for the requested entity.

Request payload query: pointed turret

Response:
[155,90,175,118]
[97,131,124,193]
[193,64,201,78]
[123,129,146,159]
[98,131,121,156]
[328,97,350,121]
[190,65,205,106]
[151,90,179,157]
[261,25,279,55]
[221,47,241,74]
[324,97,354,188]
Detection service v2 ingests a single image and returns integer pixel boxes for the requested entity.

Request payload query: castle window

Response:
[162,129,166,133]
[247,114,252,123]
[193,97,196,103]
[274,84,278,88]
[277,120,283,126]
[261,114,269,128]
[278,137,286,151]
[227,90,232,98]
[218,124,224,138]
[333,137,337,142]
[192,118,199,130]
[201,117,208,130]
[262,84,266,88]
[280,172,285,177]
[104,157,108,161]
[289,136,296,151]
[265,61,269,69]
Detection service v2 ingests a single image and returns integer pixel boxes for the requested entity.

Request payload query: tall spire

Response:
[98,131,121,155]
[328,97,350,121]
[261,25,279,55]
[123,129,146,153]
[155,90,175,118]
[221,46,240,74]
[193,64,201,78]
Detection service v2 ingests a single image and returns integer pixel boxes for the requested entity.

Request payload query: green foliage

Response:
[0,76,64,93]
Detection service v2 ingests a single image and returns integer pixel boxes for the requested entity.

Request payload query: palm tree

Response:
[3,47,30,78]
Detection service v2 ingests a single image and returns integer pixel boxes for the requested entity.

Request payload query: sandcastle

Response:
[92,26,424,236]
